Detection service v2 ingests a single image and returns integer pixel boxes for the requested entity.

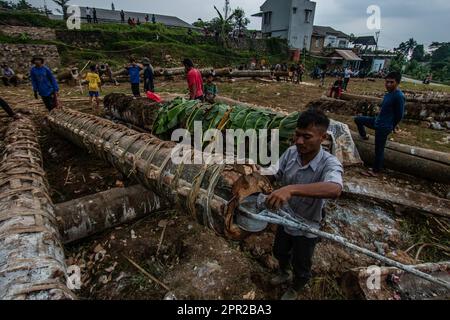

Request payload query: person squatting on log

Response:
[183,58,204,101]
[143,58,155,93]
[126,58,143,97]
[354,71,405,176]
[30,56,59,111]
[329,75,344,99]
[0,97,20,119]
[1,64,18,87]
[264,109,344,300]
[85,65,101,111]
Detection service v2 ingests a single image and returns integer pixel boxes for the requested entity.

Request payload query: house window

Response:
[263,12,272,26]
[305,10,312,23]
[293,7,297,14]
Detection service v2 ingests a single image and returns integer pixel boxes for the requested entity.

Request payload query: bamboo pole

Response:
[0,117,75,300]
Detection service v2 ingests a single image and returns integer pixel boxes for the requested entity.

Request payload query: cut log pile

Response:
[0,117,74,300]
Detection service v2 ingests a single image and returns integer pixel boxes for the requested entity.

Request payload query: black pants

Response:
[0,97,15,117]
[273,226,319,289]
[343,78,350,90]
[131,83,140,97]
[41,93,57,111]
[144,79,154,93]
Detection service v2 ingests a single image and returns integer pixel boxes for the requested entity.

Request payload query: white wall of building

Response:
[260,0,291,38]
[259,0,316,50]
[288,0,316,50]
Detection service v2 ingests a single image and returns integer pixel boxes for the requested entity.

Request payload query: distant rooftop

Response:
[51,6,195,29]
[352,36,377,46]
[313,26,349,39]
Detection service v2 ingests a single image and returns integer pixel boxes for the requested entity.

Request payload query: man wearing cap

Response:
[30,56,59,112]
[182,58,204,101]
[143,58,155,93]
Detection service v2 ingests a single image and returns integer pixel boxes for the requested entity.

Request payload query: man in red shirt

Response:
[183,58,204,101]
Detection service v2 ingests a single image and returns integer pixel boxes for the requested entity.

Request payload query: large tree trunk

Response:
[0,118,75,300]
[352,133,450,183]
[47,108,272,240]
[55,186,168,244]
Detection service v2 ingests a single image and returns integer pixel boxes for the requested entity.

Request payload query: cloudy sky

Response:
[26,0,449,49]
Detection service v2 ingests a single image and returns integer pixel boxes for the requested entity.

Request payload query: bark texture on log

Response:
[352,133,450,183]
[55,185,168,244]
[341,262,450,300]
[48,108,272,240]
[344,176,450,218]
[0,118,75,300]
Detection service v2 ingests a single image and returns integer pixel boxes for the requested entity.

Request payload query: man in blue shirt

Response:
[30,56,59,111]
[354,71,405,175]
[126,58,143,97]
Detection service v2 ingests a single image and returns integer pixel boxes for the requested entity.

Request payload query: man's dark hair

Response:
[385,71,402,83]
[90,65,96,71]
[182,58,194,68]
[297,108,330,131]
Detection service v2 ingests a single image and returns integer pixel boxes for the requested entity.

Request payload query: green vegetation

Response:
[0,11,288,70]
[394,38,450,84]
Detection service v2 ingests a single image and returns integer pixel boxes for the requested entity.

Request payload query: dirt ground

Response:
[1,77,449,300]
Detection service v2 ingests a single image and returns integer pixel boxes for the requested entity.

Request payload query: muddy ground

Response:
[1,77,449,300]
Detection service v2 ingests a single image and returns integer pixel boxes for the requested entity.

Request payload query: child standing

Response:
[85,65,101,111]
[203,74,218,103]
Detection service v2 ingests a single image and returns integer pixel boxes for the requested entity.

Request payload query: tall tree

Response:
[411,44,425,62]
[232,7,250,32]
[52,0,70,19]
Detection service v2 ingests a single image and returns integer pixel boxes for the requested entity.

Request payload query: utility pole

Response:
[224,0,230,20]
[375,31,380,52]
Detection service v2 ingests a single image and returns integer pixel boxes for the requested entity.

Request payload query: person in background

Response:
[136,18,141,26]
[85,65,101,111]
[266,109,343,300]
[329,75,343,99]
[152,14,156,24]
[0,97,21,119]
[105,63,118,85]
[125,58,143,97]
[120,10,125,23]
[1,64,18,87]
[92,7,98,23]
[354,72,405,176]
[145,14,149,23]
[142,58,155,93]
[85,7,92,23]
[343,66,353,91]
[319,68,326,87]
[30,56,59,112]
[203,73,218,103]
[182,58,203,101]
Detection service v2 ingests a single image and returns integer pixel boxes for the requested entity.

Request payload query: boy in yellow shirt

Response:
[85,65,101,110]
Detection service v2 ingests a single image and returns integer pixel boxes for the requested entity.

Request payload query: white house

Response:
[253,0,317,51]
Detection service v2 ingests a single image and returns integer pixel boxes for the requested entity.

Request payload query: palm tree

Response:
[405,38,417,57]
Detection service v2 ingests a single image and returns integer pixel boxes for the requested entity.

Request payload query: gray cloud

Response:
[25,0,448,49]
